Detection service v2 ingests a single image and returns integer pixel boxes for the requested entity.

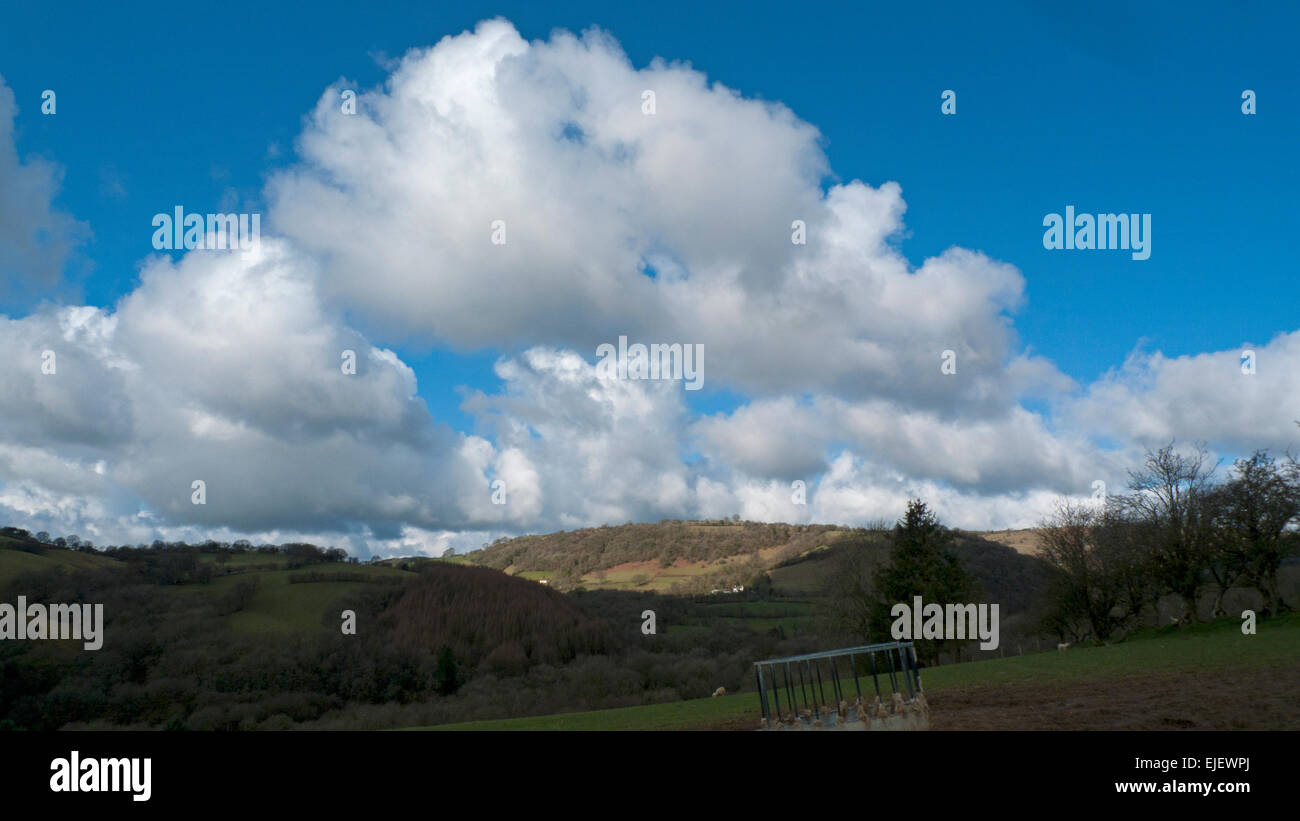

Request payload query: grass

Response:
[713,616,808,633]
[694,600,812,617]
[411,695,757,731]
[678,600,816,635]
[409,611,1300,731]
[1,547,414,636]
[584,562,719,592]
[198,552,289,569]
[0,547,120,582]
[226,565,411,635]
[767,554,834,595]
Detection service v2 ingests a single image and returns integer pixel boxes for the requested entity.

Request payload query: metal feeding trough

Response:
[753,641,929,730]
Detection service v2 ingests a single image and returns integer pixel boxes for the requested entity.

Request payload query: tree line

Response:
[1037,444,1299,643]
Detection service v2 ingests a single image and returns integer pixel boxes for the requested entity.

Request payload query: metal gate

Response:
[753,641,928,730]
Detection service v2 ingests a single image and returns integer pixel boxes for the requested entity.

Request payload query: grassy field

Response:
[767,553,835,595]
[0,546,120,579]
[0,547,415,635]
[411,610,1300,730]
[197,552,290,569]
[225,565,410,634]
[581,560,720,592]
[677,600,816,635]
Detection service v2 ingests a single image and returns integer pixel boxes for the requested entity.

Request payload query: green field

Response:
[198,552,289,569]
[672,600,815,635]
[583,561,721,592]
[412,611,1300,730]
[766,554,836,595]
[694,601,813,617]
[225,565,410,634]
[0,546,120,578]
[0,547,414,635]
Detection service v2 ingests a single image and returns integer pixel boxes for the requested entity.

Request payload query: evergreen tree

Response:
[869,499,977,664]
[434,647,463,696]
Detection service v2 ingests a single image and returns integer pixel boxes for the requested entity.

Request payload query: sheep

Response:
[1057,641,1072,652]
[905,691,930,727]
[711,686,726,698]
[871,693,904,730]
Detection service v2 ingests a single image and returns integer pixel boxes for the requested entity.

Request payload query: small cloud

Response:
[367,50,400,71]
[98,166,127,199]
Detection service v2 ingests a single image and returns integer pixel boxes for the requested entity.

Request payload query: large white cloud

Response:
[268,18,1068,414]
[1065,333,1300,453]
[0,240,495,543]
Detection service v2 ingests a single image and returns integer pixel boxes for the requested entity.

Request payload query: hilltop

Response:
[467,520,843,592]
[457,520,1048,606]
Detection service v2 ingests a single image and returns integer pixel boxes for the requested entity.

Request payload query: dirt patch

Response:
[694,716,772,731]
[706,663,1300,730]
[928,663,1300,730]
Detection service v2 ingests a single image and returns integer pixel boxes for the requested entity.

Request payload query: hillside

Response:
[0,521,1051,639]
[976,528,1045,556]
[380,563,610,668]
[469,520,845,590]
[0,537,630,730]
[460,520,1049,602]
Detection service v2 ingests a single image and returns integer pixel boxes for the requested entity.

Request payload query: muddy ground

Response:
[707,662,1300,730]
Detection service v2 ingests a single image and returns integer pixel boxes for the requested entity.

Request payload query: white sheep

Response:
[711,686,727,698]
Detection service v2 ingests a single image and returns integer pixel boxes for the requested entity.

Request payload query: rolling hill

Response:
[457,520,1050,603]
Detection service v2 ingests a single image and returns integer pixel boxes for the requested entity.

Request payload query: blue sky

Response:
[1,2,1297,552]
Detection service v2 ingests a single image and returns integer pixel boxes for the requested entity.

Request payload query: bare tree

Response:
[1112,443,1219,623]
[1207,451,1300,616]
[1037,501,1127,642]
[1097,509,1160,624]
